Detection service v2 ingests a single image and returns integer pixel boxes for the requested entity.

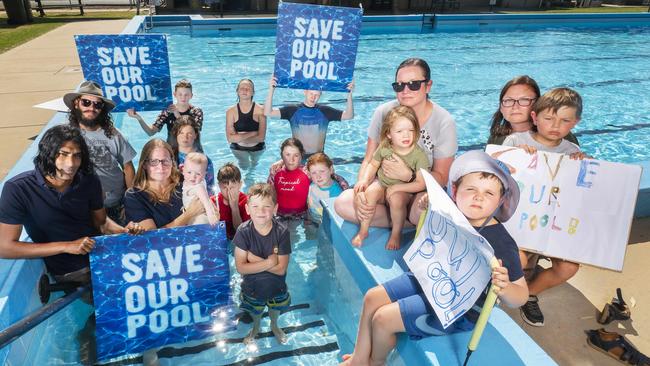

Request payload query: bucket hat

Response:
[448,150,520,223]
[63,80,115,111]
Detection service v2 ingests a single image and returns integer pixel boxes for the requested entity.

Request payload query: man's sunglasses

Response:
[391,79,428,93]
[79,98,105,110]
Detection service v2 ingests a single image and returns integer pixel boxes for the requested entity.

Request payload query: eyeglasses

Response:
[391,80,428,93]
[79,98,105,110]
[501,98,536,107]
[146,159,172,167]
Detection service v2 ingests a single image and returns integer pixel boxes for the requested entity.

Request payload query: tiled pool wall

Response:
[2,13,650,365]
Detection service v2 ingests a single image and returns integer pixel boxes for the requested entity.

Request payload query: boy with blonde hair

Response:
[503,87,588,327]
[234,183,291,345]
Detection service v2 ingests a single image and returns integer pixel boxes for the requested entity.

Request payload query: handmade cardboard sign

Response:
[75,34,172,112]
[485,145,641,271]
[274,2,362,92]
[404,170,494,329]
[90,224,230,361]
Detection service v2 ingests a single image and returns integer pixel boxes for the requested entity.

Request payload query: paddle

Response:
[414,211,499,366]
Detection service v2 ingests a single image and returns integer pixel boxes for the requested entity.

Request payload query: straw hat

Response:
[448,150,520,223]
[63,80,115,111]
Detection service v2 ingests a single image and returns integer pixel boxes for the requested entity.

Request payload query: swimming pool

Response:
[4,14,650,366]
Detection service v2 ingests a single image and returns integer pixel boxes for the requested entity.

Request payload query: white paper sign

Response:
[403,170,494,329]
[485,145,641,271]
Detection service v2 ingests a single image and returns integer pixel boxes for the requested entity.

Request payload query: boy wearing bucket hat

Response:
[341,150,528,366]
[64,80,137,226]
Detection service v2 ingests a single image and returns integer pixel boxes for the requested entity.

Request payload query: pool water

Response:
[30,24,650,364]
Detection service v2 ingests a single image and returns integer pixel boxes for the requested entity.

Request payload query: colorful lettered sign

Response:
[486,145,641,271]
[404,170,494,329]
[75,34,172,112]
[90,224,231,361]
[274,2,362,92]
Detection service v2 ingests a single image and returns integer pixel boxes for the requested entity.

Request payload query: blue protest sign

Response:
[74,34,172,112]
[274,2,362,92]
[90,224,231,361]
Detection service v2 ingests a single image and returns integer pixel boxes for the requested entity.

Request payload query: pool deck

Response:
[1,18,650,365]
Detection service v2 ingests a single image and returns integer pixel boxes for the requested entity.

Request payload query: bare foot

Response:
[351,231,368,247]
[271,324,288,344]
[385,236,400,250]
[243,328,259,347]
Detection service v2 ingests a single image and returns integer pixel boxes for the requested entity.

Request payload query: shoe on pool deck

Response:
[521,295,545,327]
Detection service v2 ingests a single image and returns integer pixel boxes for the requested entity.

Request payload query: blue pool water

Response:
[28,24,650,364]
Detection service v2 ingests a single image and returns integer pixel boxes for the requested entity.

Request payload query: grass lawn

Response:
[0,10,136,54]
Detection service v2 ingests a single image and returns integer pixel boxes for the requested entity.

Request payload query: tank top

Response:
[234,102,259,132]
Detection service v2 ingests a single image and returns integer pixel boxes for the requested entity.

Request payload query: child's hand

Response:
[569,151,589,160]
[269,160,284,176]
[347,80,355,93]
[208,212,219,227]
[124,221,145,235]
[354,181,368,194]
[168,104,181,118]
[267,252,279,268]
[227,182,242,205]
[247,251,264,263]
[126,108,138,118]
[269,75,277,88]
[417,193,429,210]
[517,144,537,155]
[491,259,510,295]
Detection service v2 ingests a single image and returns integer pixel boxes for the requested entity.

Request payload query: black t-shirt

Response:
[124,185,184,228]
[0,170,103,275]
[233,219,291,301]
[474,223,524,307]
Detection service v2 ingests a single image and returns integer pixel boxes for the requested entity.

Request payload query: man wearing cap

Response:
[0,125,141,284]
[64,80,137,225]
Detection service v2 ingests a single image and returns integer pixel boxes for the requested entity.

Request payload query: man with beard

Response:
[64,81,137,225]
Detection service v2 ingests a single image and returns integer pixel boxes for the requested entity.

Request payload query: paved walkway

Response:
[0,19,130,180]
[1,18,649,365]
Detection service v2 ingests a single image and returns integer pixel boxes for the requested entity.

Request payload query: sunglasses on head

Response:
[79,98,105,110]
[391,79,428,93]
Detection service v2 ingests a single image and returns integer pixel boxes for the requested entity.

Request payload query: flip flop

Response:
[586,329,650,366]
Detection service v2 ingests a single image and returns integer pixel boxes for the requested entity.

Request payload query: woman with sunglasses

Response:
[488,75,579,146]
[334,58,458,228]
[124,139,208,230]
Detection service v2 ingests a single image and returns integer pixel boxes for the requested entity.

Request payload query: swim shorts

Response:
[240,291,291,316]
[383,272,477,340]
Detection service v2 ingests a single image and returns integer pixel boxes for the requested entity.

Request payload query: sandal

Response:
[587,329,650,365]
[598,288,631,325]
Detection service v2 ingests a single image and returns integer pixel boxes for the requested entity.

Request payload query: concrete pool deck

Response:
[0,19,649,365]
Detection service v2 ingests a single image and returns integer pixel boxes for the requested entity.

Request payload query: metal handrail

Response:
[0,285,90,350]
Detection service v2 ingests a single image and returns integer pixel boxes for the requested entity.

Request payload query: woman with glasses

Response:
[335,57,458,228]
[488,75,579,146]
[124,139,207,230]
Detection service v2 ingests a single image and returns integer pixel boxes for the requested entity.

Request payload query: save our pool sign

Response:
[90,224,231,361]
[486,145,641,271]
[274,2,362,92]
[404,170,494,329]
[74,34,172,112]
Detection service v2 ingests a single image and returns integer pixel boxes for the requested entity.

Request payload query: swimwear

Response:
[240,292,291,316]
[230,102,265,152]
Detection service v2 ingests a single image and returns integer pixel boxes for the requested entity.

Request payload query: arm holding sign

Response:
[340,81,355,120]
[491,260,528,308]
[126,108,160,136]
[264,76,282,118]
[0,223,95,257]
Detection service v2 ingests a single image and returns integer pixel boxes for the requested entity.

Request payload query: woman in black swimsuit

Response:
[226,79,267,172]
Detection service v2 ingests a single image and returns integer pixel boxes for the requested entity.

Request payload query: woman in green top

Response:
[488,75,579,146]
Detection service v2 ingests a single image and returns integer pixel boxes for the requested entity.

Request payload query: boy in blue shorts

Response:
[233,183,291,345]
[341,150,529,366]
